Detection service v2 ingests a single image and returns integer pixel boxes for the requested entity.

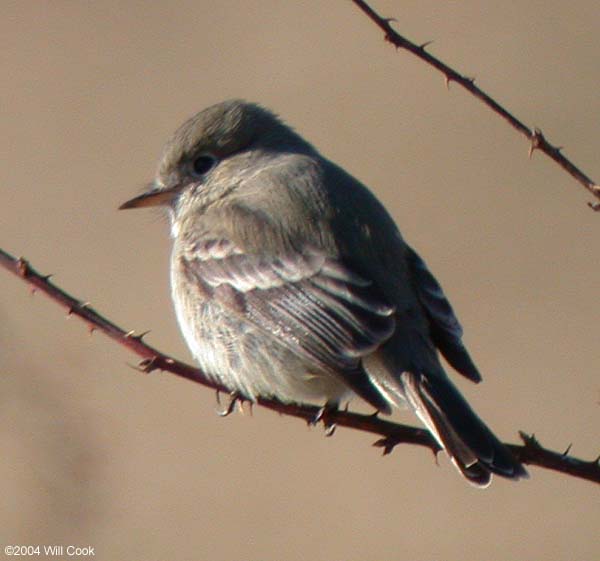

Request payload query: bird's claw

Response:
[309,402,337,436]
[216,392,243,417]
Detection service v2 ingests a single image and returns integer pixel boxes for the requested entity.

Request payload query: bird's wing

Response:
[405,245,482,383]
[179,237,396,410]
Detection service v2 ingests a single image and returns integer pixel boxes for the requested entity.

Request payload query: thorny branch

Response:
[351,0,600,210]
[2,247,599,485]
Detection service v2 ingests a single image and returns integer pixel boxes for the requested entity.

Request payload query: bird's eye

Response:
[191,154,217,176]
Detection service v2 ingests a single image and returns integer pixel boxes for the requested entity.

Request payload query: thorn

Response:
[444,75,451,90]
[519,431,541,449]
[88,325,97,336]
[385,33,399,49]
[17,258,29,277]
[66,301,90,316]
[133,330,151,341]
[419,40,433,50]
[124,330,136,338]
[528,128,544,159]
[382,17,397,25]
[465,75,476,84]
[562,443,572,457]
[43,274,53,282]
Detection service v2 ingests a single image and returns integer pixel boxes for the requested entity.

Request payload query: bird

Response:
[120,99,527,486]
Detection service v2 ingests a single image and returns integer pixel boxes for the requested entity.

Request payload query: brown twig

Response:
[350,0,600,211]
[1,247,599,484]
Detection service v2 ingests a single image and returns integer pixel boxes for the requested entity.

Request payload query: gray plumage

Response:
[121,99,527,486]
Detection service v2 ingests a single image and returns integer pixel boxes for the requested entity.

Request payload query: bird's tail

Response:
[400,371,528,487]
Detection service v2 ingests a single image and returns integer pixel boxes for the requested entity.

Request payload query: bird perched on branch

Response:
[120,99,527,486]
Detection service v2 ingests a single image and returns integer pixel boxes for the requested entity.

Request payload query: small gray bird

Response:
[120,99,527,486]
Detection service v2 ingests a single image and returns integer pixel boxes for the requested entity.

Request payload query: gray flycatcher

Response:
[120,99,527,486]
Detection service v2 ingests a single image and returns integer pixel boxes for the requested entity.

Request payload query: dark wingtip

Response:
[432,335,483,383]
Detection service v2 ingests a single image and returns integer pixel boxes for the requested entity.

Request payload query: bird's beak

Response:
[119,183,180,210]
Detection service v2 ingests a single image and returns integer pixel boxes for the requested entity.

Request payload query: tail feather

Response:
[400,371,527,487]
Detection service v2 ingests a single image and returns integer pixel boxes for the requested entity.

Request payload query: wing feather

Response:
[406,245,482,383]
[180,238,396,410]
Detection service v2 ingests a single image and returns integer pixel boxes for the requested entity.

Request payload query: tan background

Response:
[1,1,598,559]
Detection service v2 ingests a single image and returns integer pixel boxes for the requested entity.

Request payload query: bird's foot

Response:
[216,391,244,417]
[310,401,338,436]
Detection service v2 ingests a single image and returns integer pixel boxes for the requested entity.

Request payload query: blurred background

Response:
[1,1,598,559]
